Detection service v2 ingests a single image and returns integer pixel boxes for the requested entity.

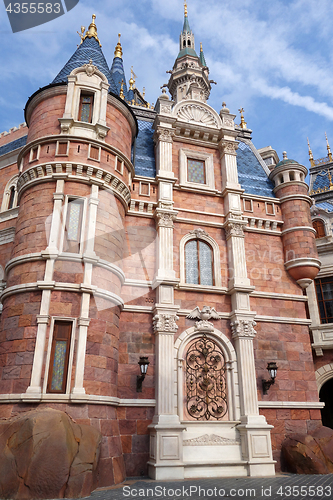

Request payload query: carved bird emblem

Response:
[186,306,221,321]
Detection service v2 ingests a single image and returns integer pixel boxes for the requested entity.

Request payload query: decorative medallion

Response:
[177,104,218,128]
[153,313,179,333]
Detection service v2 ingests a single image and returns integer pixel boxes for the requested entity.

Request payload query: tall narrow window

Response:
[79,93,94,123]
[185,239,214,286]
[187,158,205,184]
[313,220,325,238]
[316,277,333,324]
[8,186,16,209]
[64,199,84,253]
[47,321,72,394]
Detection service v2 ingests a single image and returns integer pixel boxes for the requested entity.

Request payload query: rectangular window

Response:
[30,146,39,162]
[47,321,72,393]
[79,93,94,123]
[63,199,84,253]
[316,277,333,324]
[187,158,206,184]
[115,157,123,174]
[89,145,100,161]
[56,142,69,156]
[244,199,253,212]
[266,202,275,215]
[140,182,150,196]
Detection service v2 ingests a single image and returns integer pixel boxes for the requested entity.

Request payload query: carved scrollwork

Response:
[154,211,177,228]
[224,221,245,239]
[230,319,257,339]
[177,104,218,128]
[219,140,238,156]
[183,434,240,446]
[155,127,175,143]
[153,313,179,333]
[189,228,208,238]
[83,59,98,77]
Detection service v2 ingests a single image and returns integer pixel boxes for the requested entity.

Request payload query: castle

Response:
[0,6,329,486]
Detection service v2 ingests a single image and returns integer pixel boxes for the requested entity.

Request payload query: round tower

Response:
[269,152,321,288]
[0,16,136,486]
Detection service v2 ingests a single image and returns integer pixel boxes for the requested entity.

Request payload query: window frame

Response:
[179,231,222,288]
[313,219,326,239]
[88,144,101,162]
[185,238,215,286]
[29,145,40,163]
[265,202,275,215]
[44,318,76,394]
[78,92,95,124]
[1,175,19,212]
[139,181,150,197]
[243,198,253,213]
[315,277,333,324]
[55,141,69,157]
[179,148,216,193]
[60,196,86,254]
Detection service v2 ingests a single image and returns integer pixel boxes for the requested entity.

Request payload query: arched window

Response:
[185,239,214,286]
[1,175,18,212]
[313,219,325,238]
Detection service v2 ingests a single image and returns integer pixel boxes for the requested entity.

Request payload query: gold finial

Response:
[307,137,315,167]
[239,108,247,129]
[82,14,101,47]
[200,42,203,51]
[114,33,123,58]
[142,87,146,98]
[325,132,333,162]
[119,79,125,99]
[328,169,333,190]
[129,66,136,90]
[184,0,188,16]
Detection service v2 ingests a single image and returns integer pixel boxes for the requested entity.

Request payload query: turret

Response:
[269,152,321,288]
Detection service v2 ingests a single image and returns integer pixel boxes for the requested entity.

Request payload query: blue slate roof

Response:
[134,120,156,177]
[52,37,118,93]
[110,57,129,100]
[0,135,27,157]
[237,140,275,197]
[313,170,331,191]
[316,201,333,212]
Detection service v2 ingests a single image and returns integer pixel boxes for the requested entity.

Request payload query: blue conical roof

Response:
[110,56,129,100]
[52,37,118,93]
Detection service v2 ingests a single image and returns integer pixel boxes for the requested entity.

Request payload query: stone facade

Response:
[0,11,327,488]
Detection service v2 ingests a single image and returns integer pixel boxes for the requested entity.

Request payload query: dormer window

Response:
[78,93,94,123]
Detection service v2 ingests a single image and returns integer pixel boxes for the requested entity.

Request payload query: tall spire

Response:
[179,0,196,57]
[183,0,191,33]
[110,33,129,100]
[325,132,333,162]
[199,42,207,66]
[307,138,315,167]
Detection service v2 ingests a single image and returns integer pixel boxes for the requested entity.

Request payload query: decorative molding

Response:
[224,216,247,239]
[83,59,98,77]
[155,127,175,143]
[176,104,218,128]
[258,401,324,409]
[0,227,15,246]
[231,319,257,339]
[154,210,177,228]
[17,162,131,210]
[183,434,240,446]
[187,306,222,332]
[153,313,179,333]
[219,140,238,156]
[189,228,209,238]
[0,393,156,407]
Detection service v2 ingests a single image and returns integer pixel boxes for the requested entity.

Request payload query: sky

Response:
[1,0,333,168]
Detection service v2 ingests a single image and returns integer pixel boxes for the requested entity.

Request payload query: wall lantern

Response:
[137,356,150,392]
[262,362,278,395]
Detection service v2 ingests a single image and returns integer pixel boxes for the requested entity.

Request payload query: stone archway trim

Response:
[316,363,333,390]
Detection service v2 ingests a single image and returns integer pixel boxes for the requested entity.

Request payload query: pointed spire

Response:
[114,33,123,58]
[80,14,101,47]
[307,138,315,167]
[325,132,333,162]
[183,0,191,32]
[239,108,247,129]
[199,42,207,66]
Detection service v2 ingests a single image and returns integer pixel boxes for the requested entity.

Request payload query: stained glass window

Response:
[187,158,205,184]
[185,239,214,286]
[316,277,333,324]
[79,94,94,123]
[64,199,83,253]
[47,321,72,394]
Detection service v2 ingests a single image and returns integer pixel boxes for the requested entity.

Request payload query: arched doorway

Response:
[319,378,333,429]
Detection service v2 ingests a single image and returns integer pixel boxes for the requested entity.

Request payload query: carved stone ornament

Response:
[177,104,218,128]
[189,228,208,238]
[155,127,174,143]
[219,140,238,156]
[230,319,257,339]
[84,59,98,77]
[153,313,179,333]
[154,211,177,228]
[183,434,240,446]
[160,104,172,114]
[187,306,222,333]
[224,221,245,239]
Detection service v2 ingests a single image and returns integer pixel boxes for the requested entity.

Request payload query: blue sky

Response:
[1,0,333,168]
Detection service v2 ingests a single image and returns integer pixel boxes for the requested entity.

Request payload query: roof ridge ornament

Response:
[114,33,123,58]
[307,137,315,167]
[239,108,247,129]
[79,14,102,47]
[184,0,188,17]
[325,132,333,162]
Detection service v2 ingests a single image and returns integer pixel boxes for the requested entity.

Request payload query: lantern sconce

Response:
[262,362,278,395]
[137,356,150,392]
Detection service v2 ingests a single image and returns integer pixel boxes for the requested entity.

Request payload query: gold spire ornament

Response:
[129,66,136,90]
[82,14,102,47]
[239,108,247,129]
[307,138,315,167]
[184,0,188,16]
[325,132,333,162]
[119,80,125,99]
[77,25,86,45]
[114,33,123,58]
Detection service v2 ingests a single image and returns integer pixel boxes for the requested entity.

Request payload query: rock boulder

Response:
[282,426,333,474]
[0,408,101,499]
